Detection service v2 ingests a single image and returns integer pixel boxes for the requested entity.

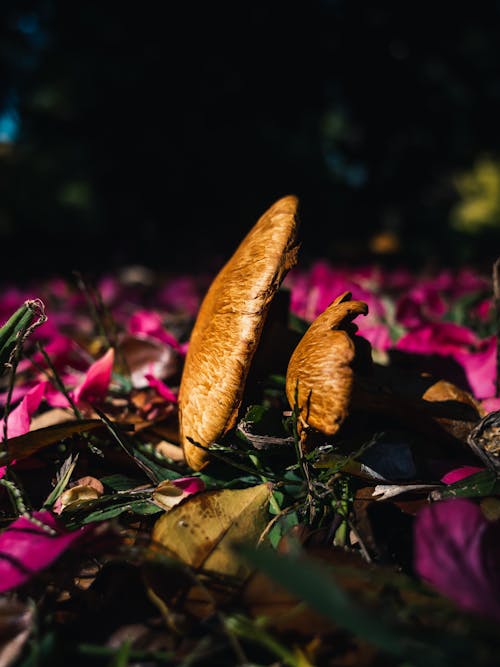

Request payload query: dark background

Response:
[1,1,500,281]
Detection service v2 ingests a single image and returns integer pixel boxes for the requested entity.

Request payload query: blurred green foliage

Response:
[1,1,500,279]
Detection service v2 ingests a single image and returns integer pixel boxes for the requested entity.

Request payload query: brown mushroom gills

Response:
[179,195,300,470]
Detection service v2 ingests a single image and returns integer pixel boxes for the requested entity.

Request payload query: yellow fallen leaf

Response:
[152,483,272,580]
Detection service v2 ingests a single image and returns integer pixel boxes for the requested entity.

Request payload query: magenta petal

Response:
[0,510,92,593]
[171,477,205,494]
[0,382,47,440]
[482,397,500,413]
[145,373,178,403]
[128,310,184,352]
[414,499,500,621]
[455,336,497,400]
[74,348,114,405]
[440,466,484,485]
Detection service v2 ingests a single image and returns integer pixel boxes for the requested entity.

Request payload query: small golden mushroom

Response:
[285,292,369,440]
[179,195,300,470]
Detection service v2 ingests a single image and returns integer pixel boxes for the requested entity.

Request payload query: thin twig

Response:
[34,344,83,420]
[3,346,21,445]
[291,383,317,522]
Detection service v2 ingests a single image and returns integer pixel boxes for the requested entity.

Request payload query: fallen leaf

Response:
[0,597,34,667]
[0,419,121,464]
[152,483,272,579]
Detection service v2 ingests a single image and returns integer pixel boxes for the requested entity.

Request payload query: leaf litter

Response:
[0,209,500,664]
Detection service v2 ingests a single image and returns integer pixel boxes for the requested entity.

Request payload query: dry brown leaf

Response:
[29,408,75,431]
[56,476,105,514]
[179,195,300,470]
[152,483,272,579]
[286,292,368,439]
[1,419,110,463]
[0,598,34,667]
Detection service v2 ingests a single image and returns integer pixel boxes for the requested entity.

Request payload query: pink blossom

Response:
[454,336,496,400]
[472,298,493,323]
[396,322,479,358]
[128,310,187,355]
[481,397,500,413]
[157,275,204,316]
[0,382,46,440]
[440,466,484,485]
[171,477,205,494]
[16,336,88,378]
[0,382,47,479]
[44,348,115,409]
[145,373,178,403]
[356,322,393,351]
[0,510,94,593]
[414,499,500,621]
[286,261,386,323]
[451,268,490,299]
[73,348,114,404]
[396,285,447,328]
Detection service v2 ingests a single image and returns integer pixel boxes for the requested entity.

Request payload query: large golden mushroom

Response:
[179,195,300,470]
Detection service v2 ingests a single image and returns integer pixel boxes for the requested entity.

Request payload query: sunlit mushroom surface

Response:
[179,195,300,470]
[286,291,368,438]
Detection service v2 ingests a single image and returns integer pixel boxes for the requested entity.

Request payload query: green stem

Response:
[34,345,83,420]
[248,452,281,514]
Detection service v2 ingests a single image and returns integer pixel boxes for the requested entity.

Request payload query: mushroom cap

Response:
[179,195,300,470]
[285,292,368,437]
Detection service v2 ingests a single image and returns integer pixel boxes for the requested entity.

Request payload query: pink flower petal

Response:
[171,477,205,495]
[454,336,497,400]
[356,322,393,351]
[440,466,484,485]
[396,322,479,357]
[0,382,47,441]
[145,373,178,403]
[481,397,500,413]
[414,499,500,621]
[157,276,203,316]
[128,311,185,354]
[0,510,93,593]
[73,348,114,405]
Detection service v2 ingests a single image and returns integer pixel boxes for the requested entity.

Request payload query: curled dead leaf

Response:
[285,292,369,439]
[0,598,34,667]
[179,195,300,470]
[55,476,105,514]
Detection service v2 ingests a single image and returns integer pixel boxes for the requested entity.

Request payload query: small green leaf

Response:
[100,474,146,491]
[438,470,499,499]
[268,510,299,548]
[63,492,161,526]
